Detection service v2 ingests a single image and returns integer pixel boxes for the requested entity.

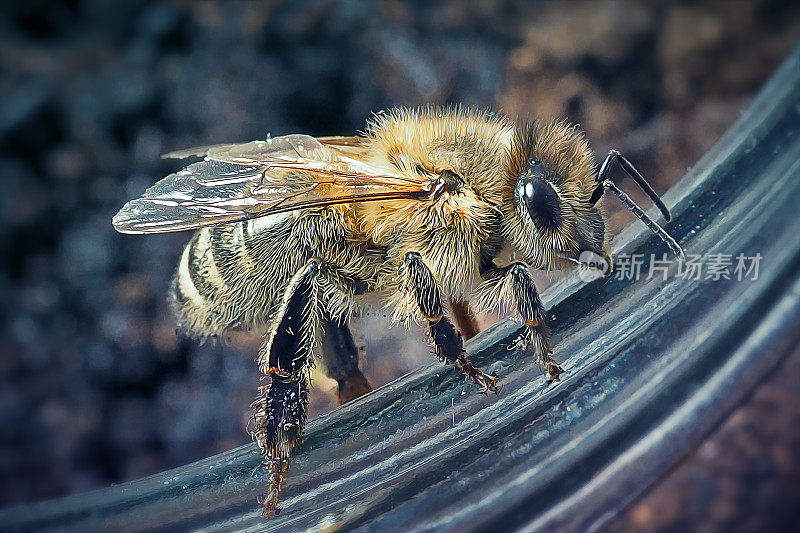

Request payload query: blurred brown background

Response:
[0,0,798,530]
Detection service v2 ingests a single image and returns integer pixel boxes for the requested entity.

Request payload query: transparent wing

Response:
[113,135,429,234]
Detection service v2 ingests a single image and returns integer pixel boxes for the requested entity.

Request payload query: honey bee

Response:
[113,107,683,516]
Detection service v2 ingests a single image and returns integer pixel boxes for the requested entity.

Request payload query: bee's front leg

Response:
[483,262,563,382]
[251,259,320,517]
[507,263,562,381]
[403,252,498,393]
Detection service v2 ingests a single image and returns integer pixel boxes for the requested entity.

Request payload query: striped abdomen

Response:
[170,213,303,339]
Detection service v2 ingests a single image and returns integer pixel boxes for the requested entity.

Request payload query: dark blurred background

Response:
[0,0,799,530]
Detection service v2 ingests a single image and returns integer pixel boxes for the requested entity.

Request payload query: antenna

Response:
[602,180,685,260]
[590,150,684,260]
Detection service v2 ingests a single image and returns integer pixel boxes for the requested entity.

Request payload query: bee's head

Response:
[503,120,609,271]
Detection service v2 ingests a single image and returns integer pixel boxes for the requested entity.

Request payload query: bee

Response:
[113,107,683,516]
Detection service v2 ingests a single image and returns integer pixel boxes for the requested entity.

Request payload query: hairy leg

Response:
[483,262,563,381]
[403,252,497,393]
[251,259,319,516]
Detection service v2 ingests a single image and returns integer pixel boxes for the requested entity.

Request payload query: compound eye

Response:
[516,162,562,231]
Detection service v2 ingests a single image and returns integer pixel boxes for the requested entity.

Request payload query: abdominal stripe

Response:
[188,231,228,305]
[177,243,206,310]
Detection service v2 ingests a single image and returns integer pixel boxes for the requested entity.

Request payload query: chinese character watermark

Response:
[597,252,764,282]
[733,252,762,280]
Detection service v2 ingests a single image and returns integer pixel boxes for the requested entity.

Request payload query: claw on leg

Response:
[259,458,288,517]
[472,369,500,394]
[544,360,563,382]
[453,349,499,393]
[510,326,563,382]
[427,311,498,394]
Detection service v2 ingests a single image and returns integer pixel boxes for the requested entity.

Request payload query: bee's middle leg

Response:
[320,315,372,404]
[403,252,498,393]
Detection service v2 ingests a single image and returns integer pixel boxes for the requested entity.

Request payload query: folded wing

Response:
[113,134,429,234]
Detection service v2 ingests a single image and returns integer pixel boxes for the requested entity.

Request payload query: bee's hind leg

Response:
[320,315,372,404]
[251,259,320,517]
[403,252,498,393]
